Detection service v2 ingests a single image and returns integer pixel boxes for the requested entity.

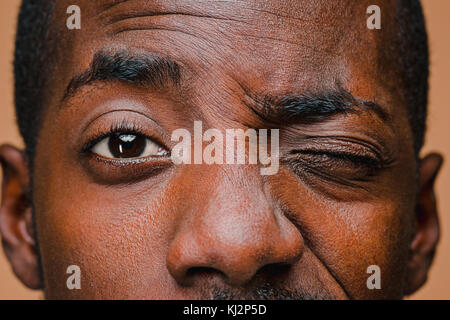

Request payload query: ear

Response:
[0,144,42,289]
[405,153,443,295]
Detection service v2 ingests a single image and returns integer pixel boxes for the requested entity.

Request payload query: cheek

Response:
[269,167,415,299]
[32,153,177,298]
[324,202,412,299]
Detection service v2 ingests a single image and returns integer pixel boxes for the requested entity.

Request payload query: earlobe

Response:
[0,144,43,289]
[405,153,443,296]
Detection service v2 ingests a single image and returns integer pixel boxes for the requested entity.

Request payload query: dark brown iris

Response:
[108,133,146,158]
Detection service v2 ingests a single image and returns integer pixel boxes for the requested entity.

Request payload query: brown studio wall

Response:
[0,0,448,300]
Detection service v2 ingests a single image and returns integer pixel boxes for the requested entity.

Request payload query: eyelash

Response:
[292,150,382,169]
[284,147,389,185]
[82,121,157,155]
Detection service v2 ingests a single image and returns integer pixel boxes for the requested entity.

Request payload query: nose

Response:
[166,166,304,286]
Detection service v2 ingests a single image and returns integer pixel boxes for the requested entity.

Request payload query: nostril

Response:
[186,266,227,282]
[257,263,292,279]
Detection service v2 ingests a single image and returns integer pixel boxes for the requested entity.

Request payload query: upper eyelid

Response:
[285,150,382,167]
[299,135,385,153]
[285,145,381,163]
[82,108,159,133]
[282,135,393,163]
[291,149,379,160]
[78,108,172,148]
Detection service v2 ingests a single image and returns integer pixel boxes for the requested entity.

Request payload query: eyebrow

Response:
[246,86,390,124]
[62,50,388,124]
[62,50,181,101]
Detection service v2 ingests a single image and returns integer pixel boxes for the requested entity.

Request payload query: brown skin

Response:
[0,0,444,299]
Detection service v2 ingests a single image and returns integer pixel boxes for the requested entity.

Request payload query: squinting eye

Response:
[91,133,168,159]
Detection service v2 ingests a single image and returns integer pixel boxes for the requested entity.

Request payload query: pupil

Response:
[108,133,146,158]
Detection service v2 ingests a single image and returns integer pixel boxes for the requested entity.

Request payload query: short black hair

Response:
[14,0,56,164]
[395,0,429,156]
[13,0,429,163]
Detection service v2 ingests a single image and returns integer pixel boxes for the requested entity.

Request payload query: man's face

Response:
[0,0,443,299]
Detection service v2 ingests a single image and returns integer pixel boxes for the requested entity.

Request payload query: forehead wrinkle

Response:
[95,0,251,24]
[89,2,249,48]
[70,0,377,61]
[55,0,399,119]
[93,0,361,33]
[96,0,252,28]
[102,11,248,29]
[98,0,131,14]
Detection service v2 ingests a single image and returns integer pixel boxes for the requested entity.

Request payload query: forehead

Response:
[50,0,402,114]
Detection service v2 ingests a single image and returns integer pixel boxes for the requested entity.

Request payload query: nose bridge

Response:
[166,165,304,286]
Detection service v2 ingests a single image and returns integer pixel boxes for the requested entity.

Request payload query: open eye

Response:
[91,133,168,159]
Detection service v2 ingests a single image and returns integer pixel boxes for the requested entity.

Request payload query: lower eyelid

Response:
[286,161,376,192]
[91,151,171,164]
[82,154,173,185]
[284,153,381,179]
